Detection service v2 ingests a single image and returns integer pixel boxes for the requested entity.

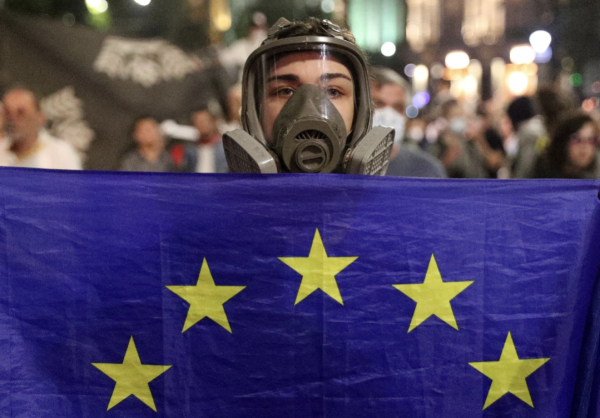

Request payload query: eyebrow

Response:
[266,73,353,83]
[319,73,352,82]
[266,74,300,83]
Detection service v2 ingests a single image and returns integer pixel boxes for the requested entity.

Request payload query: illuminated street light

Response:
[86,0,108,13]
[529,30,552,54]
[97,0,108,12]
[413,65,429,92]
[134,0,152,5]
[507,71,528,95]
[510,45,536,65]
[381,42,396,57]
[445,51,470,70]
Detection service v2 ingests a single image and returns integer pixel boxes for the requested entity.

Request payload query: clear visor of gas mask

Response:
[252,46,359,146]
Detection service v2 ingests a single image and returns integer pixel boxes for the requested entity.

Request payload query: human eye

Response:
[326,87,344,99]
[267,85,295,98]
[276,87,295,98]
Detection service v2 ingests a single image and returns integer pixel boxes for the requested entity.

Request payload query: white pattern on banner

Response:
[93,37,201,87]
[41,86,95,161]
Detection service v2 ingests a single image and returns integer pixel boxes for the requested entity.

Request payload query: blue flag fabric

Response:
[0,168,598,418]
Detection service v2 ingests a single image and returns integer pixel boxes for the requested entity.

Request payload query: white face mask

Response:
[408,126,424,142]
[449,117,467,136]
[373,106,407,145]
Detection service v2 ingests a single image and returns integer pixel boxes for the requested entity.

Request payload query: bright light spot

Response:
[507,72,529,95]
[412,92,430,109]
[406,105,419,119]
[445,51,470,70]
[463,75,478,97]
[134,0,151,5]
[529,30,552,53]
[535,47,552,64]
[321,0,335,13]
[86,0,108,13]
[404,63,416,78]
[381,42,396,57]
[450,80,462,97]
[582,98,598,113]
[215,13,232,31]
[412,65,429,92]
[413,65,428,82]
[430,63,444,79]
[510,45,536,65]
[570,73,583,87]
[97,0,108,12]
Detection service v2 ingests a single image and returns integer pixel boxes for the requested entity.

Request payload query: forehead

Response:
[3,90,37,110]
[135,119,157,129]
[270,51,352,79]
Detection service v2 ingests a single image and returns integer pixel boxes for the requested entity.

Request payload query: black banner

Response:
[0,11,230,169]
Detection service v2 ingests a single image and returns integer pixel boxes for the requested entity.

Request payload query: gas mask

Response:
[222,18,394,175]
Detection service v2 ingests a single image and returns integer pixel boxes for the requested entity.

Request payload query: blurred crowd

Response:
[371,68,600,180]
[1,63,599,179]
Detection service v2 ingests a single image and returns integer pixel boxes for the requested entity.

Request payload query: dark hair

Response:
[507,96,536,130]
[536,85,573,136]
[129,115,157,138]
[370,67,407,89]
[546,111,597,172]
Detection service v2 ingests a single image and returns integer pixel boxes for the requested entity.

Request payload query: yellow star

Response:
[166,258,246,333]
[279,229,358,305]
[469,332,550,409]
[92,337,171,412]
[393,254,473,332]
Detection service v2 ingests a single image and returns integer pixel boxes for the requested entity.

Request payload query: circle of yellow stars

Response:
[91,228,550,412]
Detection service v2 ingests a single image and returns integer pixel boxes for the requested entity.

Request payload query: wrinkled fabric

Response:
[0,168,597,418]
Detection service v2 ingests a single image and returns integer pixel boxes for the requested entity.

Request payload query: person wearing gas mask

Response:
[370,67,446,178]
[222,17,394,175]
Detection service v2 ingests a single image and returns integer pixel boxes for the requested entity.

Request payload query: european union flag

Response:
[0,168,598,418]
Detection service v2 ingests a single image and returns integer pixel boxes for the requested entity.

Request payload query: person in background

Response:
[430,79,454,117]
[536,84,573,138]
[464,105,506,178]
[532,112,600,179]
[188,108,228,173]
[370,67,446,178]
[120,116,175,172]
[2,88,81,170]
[506,96,547,178]
[0,103,12,166]
[220,84,243,133]
[432,99,488,178]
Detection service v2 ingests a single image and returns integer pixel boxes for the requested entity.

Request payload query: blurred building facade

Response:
[2,0,600,101]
